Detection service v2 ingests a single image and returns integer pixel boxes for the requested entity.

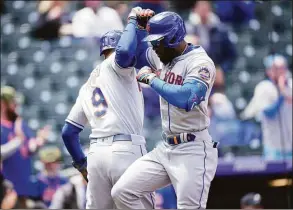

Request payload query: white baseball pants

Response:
[86,134,155,209]
[111,131,218,209]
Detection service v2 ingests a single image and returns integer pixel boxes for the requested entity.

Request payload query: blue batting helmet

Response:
[99,30,123,56]
[142,12,186,48]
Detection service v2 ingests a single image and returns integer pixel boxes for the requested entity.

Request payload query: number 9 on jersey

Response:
[91,88,108,117]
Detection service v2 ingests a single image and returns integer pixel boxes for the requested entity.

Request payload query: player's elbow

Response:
[61,124,72,141]
[61,122,81,141]
[181,85,207,112]
[186,81,208,111]
[186,95,205,112]
[115,45,135,68]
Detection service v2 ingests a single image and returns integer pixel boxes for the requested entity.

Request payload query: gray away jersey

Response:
[66,53,144,139]
[146,46,216,135]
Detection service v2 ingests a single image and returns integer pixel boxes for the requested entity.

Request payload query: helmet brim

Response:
[100,46,115,56]
[142,34,164,42]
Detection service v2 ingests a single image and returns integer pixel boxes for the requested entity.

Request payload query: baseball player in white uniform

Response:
[61,8,157,209]
[241,54,292,161]
[111,10,218,209]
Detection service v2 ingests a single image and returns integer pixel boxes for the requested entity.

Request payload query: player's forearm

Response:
[150,78,207,111]
[1,138,22,160]
[263,95,285,118]
[61,122,85,163]
[135,29,150,69]
[115,19,138,68]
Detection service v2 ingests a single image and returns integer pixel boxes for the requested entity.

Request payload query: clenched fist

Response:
[128,7,155,29]
[136,67,157,85]
[137,9,155,29]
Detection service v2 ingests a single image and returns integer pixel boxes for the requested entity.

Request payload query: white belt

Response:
[90,134,146,146]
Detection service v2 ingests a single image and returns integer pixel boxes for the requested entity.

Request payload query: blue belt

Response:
[91,134,132,144]
[162,133,219,148]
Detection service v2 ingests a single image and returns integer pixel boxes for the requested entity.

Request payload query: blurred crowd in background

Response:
[1,0,292,209]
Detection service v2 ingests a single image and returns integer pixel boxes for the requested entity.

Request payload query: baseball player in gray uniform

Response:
[61,7,156,209]
[111,10,218,209]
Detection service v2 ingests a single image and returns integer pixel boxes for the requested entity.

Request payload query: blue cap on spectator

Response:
[263,54,288,70]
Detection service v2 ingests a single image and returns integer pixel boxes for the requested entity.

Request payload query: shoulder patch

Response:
[198,67,211,81]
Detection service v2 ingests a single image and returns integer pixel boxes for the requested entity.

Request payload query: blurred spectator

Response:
[60,1,126,38]
[30,1,71,41]
[84,0,101,9]
[155,185,177,209]
[208,91,239,153]
[0,175,18,209]
[1,136,23,161]
[141,84,161,151]
[240,192,263,209]
[185,34,200,46]
[32,146,68,208]
[131,0,168,14]
[241,54,292,161]
[213,1,255,29]
[212,65,226,94]
[207,65,239,154]
[170,0,196,20]
[49,173,87,209]
[209,92,236,120]
[0,86,50,209]
[185,1,237,73]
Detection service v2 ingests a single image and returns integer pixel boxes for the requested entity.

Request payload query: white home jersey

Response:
[66,53,144,139]
[146,45,216,135]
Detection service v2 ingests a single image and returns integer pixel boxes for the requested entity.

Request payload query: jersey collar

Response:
[167,44,205,67]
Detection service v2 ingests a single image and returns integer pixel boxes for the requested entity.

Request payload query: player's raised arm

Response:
[114,7,157,70]
[114,7,142,69]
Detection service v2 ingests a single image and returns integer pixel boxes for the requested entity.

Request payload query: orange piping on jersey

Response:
[174,136,178,145]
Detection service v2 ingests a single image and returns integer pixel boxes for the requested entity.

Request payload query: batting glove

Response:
[136,67,157,85]
[137,9,155,29]
[72,157,88,182]
[128,7,143,21]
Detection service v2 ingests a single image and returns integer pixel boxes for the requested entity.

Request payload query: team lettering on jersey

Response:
[163,72,184,85]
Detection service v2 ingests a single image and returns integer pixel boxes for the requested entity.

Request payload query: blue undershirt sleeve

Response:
[150,78,208,111]
[115,19,138,68]
[61,122,85,163]
[263,95,285,118]
[135,29,151,69]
